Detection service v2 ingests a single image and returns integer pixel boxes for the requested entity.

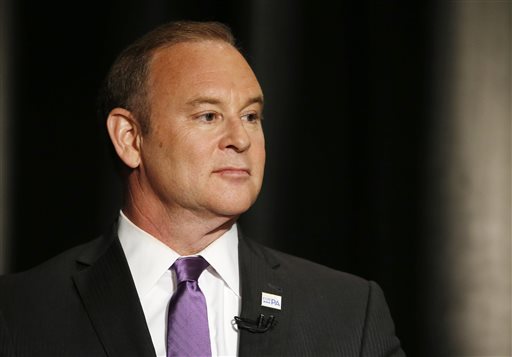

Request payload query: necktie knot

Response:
[172,256,209,283]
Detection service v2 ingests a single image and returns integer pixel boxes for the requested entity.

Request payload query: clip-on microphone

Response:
[234,314,276,333]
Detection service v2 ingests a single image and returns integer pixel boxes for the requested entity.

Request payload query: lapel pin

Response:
[261,291,282,310]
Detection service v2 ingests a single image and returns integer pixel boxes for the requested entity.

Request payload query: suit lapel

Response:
[72,230,156,357]
[238,235,291,357]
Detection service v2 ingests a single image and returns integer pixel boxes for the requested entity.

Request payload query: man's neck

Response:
[121,202,237,256]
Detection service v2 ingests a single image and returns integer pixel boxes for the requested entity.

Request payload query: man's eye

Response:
[242,113,260,122]
[199,112,217,122]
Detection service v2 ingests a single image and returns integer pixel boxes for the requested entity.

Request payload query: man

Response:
[0,21,405,356]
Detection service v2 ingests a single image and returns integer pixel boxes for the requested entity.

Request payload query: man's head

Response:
[103,21,265,225]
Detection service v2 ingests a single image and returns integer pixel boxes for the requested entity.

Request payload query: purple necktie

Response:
[167,256,212,357]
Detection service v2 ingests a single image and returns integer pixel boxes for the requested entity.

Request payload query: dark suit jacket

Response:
[0,224,405,356]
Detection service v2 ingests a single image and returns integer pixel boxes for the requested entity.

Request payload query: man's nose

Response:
[219,116,251,152]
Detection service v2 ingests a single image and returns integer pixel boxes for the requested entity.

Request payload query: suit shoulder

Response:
[255,243,405,356]
[242,237,369,289]
[0,235,105,284]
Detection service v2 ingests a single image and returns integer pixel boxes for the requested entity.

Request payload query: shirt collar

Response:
[198,223,239,297]
[117,211,240,298]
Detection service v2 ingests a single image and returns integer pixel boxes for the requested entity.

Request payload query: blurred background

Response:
[0,1,510,356]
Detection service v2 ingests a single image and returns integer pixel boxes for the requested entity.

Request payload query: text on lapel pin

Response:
[261,292,282,310]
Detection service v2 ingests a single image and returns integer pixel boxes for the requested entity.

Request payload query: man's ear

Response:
[106,108,142,169]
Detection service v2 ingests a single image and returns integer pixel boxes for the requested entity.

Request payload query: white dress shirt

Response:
[117,211,241,357]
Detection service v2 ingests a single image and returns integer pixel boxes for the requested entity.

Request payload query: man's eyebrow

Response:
[185,95,264,108]
[243,95,264,109]
[185,97,222,107]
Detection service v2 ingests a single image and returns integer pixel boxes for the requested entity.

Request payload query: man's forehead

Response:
[148,41,262,101]
[151,40,241,70]
[151,42,253,76]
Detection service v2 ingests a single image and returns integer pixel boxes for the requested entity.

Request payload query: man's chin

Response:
[210,201,254,218]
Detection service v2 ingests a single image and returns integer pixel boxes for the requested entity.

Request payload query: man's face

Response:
[137,40,265,220]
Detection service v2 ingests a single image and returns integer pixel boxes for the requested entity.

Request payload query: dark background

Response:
[5,1,444,355]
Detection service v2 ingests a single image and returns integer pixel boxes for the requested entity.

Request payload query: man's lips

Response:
[212,167,251,176]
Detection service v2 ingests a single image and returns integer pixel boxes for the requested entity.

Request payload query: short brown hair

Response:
[98,20,236,134]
